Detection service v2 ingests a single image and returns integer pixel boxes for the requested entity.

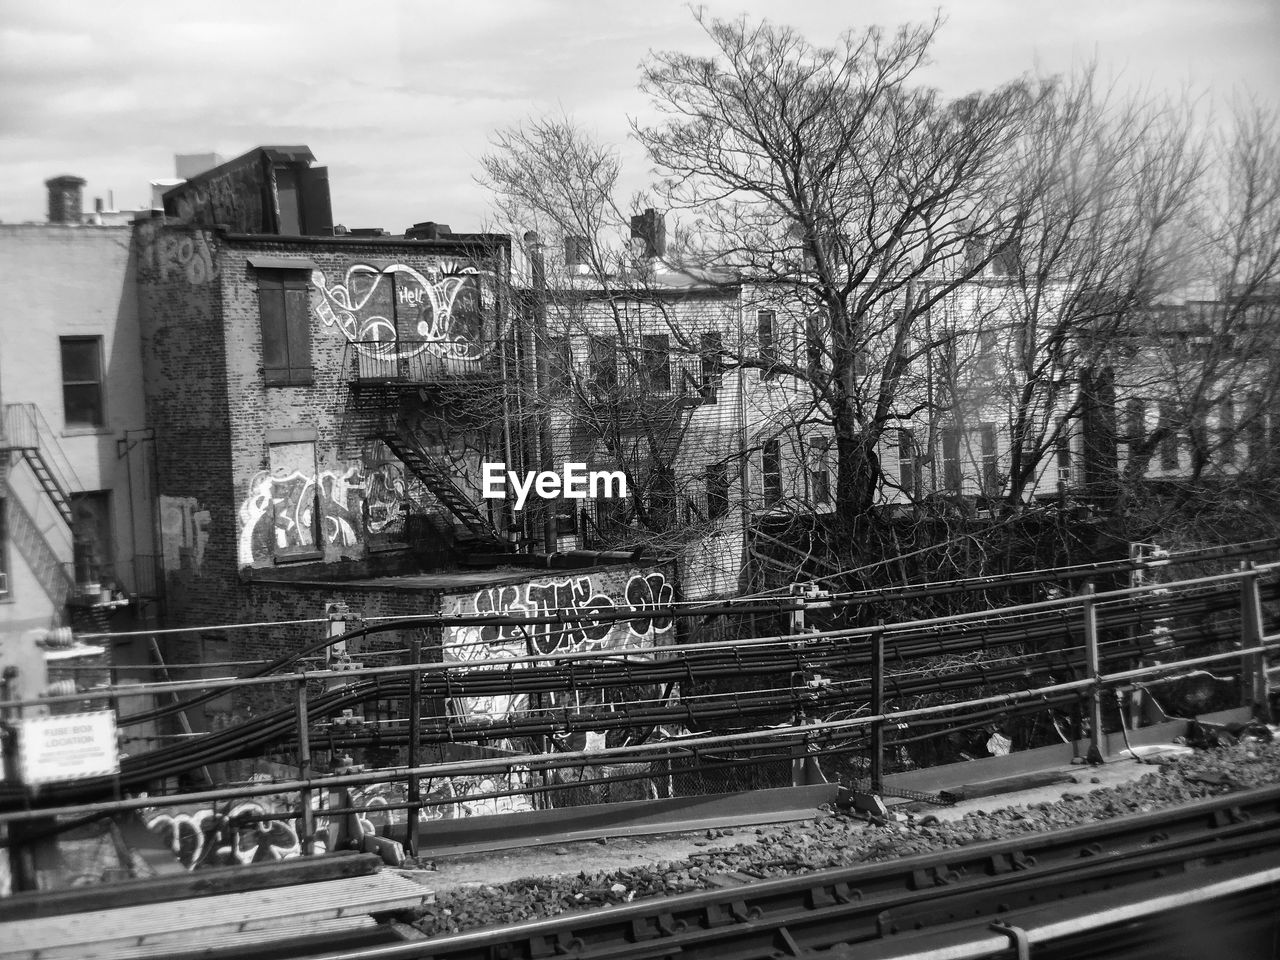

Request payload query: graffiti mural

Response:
[144,800,304,869]
[138,223,219,286]
[441,569,675,724]
[142,772,538,868]
[159,495,210,575]
[237,460,408,566]
[312,262,498,360]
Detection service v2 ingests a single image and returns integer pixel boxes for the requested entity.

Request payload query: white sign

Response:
[18,711,120,786]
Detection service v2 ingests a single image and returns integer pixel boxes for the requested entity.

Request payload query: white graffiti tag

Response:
[237,462,407,566]
[312,262,496,361]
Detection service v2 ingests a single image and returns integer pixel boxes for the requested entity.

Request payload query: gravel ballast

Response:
[413,741,1280,938]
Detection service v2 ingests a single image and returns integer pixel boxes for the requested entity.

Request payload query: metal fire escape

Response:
[1,403,80,606]
[339,341,509,548]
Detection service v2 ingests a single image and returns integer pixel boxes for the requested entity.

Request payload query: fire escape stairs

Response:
[16,447,75,527]
[4,495,74,608]
[381,427,504,545]
[3,403,79,528]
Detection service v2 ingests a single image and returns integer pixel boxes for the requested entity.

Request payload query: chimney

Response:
[630,208,666,259]
[46,175,86,224]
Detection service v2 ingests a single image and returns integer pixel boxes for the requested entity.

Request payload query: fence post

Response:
[870,625,885,795]
[295,675,314,856]
[1082,583,1105,765]
[1239,561,1271,722]
[406,638,422,858]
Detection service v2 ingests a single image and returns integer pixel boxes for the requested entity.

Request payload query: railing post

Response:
[870,625,885,795]
[1239,561,1271,722]
[295,675,315,856]
[1082,583,1105,765]
[406,638,422,858]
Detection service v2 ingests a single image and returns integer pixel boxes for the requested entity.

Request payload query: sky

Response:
[1,0,1277,232]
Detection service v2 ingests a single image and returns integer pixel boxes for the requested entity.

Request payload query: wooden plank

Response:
[0,852,383,922]
[50,916,384,960]
[939,770,1075,803]
[0,873,432,960]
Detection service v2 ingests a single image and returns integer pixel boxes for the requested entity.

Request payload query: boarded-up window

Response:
[268,441,320,559]
[259,271,312,386]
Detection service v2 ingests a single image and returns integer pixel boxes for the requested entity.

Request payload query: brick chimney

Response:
[630,208,666,259]
[46,175,86,224]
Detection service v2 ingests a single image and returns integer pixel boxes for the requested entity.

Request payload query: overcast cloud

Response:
[1,0,1276,231]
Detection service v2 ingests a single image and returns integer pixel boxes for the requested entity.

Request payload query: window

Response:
[60,336,104,428]
[258,270,312,386]
[942,426,962,493]
[705,463,730,521]
[587,335,618,394]
[268,441,321,560]
[806,311,826,374]
[648,465,676,529]
[1219,398,1236,463]
[809,436,831,504]
[758,310,777,379]
[640,334,671,393]
[762,439,783,506]
[1125,398,1146,445]
[70,491,113,587]
[1159,401,1179,470]
[979,423,999,495]
[1056,431,1072,487]
[699,332,723,403]
[545,336,573,398]
[897,429,918,497]
[552,499,578,537]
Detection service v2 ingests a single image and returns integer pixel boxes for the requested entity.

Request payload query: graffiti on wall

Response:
[159,495,211,575]
[312,262,497,360]
[237,460,407,566]
[142,772,535,868]
[138,224,219,286]
[442,569,674,724]
[165,158,266,234]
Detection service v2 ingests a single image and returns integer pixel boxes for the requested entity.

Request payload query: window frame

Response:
[60,335,105,429]
[757,310,777,379]
[639,333,672,393]
[258,269,314,387]
[705,462,730,521]
[762,438,783,506]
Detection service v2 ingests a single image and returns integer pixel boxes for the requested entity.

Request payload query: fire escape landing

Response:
[340,340,509,549]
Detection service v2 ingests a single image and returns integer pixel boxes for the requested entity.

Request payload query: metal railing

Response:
[3,402,84,512]
[346,340,501,384]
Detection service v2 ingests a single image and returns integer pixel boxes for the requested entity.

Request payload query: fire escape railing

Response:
[3,403,82,527]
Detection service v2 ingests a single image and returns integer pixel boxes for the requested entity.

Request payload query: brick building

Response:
[133,148,677,734]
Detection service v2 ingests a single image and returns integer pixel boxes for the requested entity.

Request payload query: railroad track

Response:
[221,782,1280,960]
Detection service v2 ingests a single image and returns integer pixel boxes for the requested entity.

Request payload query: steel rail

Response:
[283,782,1280,960]
[6,615,1277,823]
[15,610,1246,802]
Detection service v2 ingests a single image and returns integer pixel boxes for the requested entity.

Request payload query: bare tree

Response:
[634,11,1041,564]
[1119,99,1280,501]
